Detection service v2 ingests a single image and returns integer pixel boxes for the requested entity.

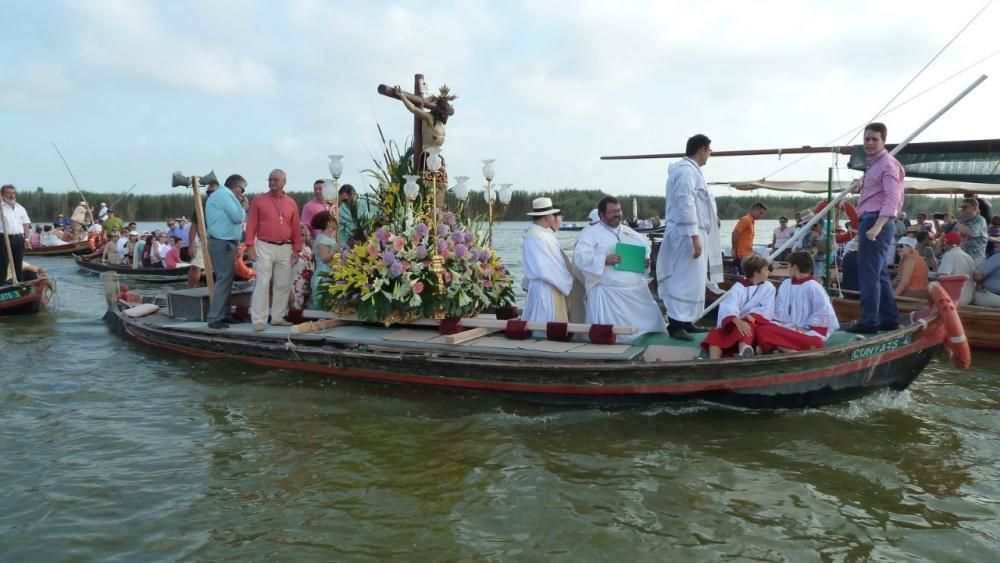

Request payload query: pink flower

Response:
[367,243,379,258]
[444,271,452,283]
[393,236,405,251]
[413,281,425,294]
[483,279,493,288]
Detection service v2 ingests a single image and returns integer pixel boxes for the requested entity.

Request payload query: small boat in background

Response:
[24,240,91,257]
[559,222,586,231]
[75,255,190,283]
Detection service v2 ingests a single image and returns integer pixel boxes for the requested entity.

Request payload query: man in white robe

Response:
[573,196,666,343]
[521,197,584,328]
[657,133,721,341]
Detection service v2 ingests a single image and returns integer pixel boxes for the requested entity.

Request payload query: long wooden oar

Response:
[1,208,19,286]
[52,143,97,227]
[694,74,988,323]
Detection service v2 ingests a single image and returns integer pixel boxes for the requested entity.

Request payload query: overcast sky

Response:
[2,0,998,198]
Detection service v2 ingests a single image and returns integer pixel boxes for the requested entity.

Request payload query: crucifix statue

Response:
[377,74,456,209]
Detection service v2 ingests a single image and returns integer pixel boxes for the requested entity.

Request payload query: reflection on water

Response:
[1,222,999,560]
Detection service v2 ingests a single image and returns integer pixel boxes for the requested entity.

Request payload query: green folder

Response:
[614,242,646,273]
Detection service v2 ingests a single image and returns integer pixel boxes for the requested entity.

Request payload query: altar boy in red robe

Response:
[755,251,840,354]
[702,254,775,358]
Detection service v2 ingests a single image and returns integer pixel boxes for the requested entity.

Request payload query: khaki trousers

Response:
[251,241,293,325]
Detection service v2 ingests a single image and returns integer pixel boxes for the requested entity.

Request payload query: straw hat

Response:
[527,197,560,216]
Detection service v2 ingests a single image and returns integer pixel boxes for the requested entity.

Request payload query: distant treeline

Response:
[15,188,996,225]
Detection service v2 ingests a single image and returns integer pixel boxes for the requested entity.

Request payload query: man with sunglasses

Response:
[954,198,988,263]
[846,122,905,334]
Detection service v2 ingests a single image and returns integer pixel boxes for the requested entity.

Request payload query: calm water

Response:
[2,221,998,560]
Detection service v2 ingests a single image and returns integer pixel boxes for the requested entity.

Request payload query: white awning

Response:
[721,179,1000,195]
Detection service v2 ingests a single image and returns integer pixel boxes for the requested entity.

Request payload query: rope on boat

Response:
[284,336,301,361]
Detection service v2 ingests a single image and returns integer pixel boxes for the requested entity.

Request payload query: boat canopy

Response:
[723,178,1000,195]
[848,138,1000,183]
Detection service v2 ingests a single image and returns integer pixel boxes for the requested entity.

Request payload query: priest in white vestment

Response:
[657,134,721,341]
[521,198,584,329]
[573,196,666,343]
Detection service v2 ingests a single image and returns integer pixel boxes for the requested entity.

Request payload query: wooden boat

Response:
[75,255,190,282]
[832,296,1000,350]
[24,240,91,256]
[104,273,970,409]
[0,277,50,315]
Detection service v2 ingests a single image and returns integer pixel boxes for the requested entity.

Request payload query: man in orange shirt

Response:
[731,202,766,274]
[245,169,303,331]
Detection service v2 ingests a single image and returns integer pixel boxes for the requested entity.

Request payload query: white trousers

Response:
[972,289,1000,307]
[251,241,293,325]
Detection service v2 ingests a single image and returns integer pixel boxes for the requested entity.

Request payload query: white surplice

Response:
[521,224,575,325]
[573,221,666,342]
[772,278,839,340]
[715,281,776,327]
[657,157,722,322]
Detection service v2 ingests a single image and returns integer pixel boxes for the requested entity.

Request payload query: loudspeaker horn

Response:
[200,170,219,187]
[171,171,191,188]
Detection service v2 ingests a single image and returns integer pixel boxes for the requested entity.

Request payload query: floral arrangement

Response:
[316,217,514,323]
[313,129,515,324]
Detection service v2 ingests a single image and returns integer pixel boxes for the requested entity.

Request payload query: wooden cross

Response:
[377,73,427,173]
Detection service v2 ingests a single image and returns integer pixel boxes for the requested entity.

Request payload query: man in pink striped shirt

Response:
[847,122,905,334]
[246,169,303,331]
[301,179,335,240]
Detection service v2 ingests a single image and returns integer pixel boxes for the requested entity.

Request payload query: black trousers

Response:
[1,234,24,284]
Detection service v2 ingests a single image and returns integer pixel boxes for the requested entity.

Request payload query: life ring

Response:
[928,281,971,368]
[814,200,859,229]
[88,231,100,252]
[235,244,255,279]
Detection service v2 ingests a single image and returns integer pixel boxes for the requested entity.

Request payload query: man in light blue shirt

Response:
[204,174,248,329]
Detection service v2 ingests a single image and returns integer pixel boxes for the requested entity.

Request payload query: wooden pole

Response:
[52,143,97,226]
[1,208,19,285]
[694,74,988,322]
[191,177,214,296]
[301,309,639,335]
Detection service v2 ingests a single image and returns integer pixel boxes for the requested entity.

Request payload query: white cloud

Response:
[68,0,275,95]
[0,61,70,109]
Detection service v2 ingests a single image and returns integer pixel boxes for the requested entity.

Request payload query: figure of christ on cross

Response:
[377,75,456,209]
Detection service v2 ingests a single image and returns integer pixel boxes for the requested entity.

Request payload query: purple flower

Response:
[415,244,428,259]
[389,262,404,277]
[376,227,391,243]
[381,250,396,265]
[455,244,468,258]
[437,224,450,237]
[437,240,448,253]
[415,223,429,237]
[478,249,490,263]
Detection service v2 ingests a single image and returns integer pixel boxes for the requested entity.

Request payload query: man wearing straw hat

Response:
[521,197,583,329]
[1,184,32,283]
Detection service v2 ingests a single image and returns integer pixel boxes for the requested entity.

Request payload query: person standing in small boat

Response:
[657,134,722,341]
[731,202,766,274]
[309,210,338,310]
[847,122,905,334]
[573,196,665,343]
[302,179,335,241]
[245,169,302,331]
[702,255,775,359]
[1,184,32,283]
[204,174,248,329]
[521,197,584,329]
[755,252,839,353]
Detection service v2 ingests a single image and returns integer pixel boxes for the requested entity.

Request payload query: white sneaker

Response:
[254,323,266,332]
[739,346,755,358]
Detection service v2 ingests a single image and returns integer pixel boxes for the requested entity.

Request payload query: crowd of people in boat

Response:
[519,126,1000,356]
